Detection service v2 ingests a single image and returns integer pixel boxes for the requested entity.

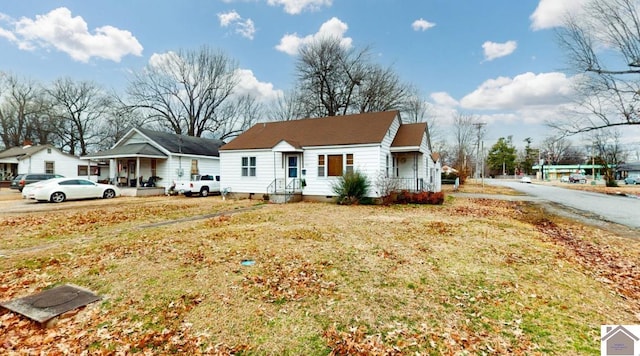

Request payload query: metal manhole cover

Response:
[0,284,100,324]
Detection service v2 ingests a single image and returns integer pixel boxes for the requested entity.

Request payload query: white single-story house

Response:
[219,110,441,202]
[0,144,106,181]
[83,128,223,195]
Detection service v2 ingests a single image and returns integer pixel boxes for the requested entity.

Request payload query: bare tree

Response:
[267,89,306,122]
[209,94,262,142]
[47,77,111,156]
[0,74,54,148]
[127,46,243,138]
[295,36,413,117]
[95,94,152,150]
[540,136,575,164]
[451,113,478,178]
[555,0,640,134]
[401,91,439,143]
[354,64,412,114]
[296,36,367,117]
[589,129,625,185]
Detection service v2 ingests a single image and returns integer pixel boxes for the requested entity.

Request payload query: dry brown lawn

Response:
[1,192,638,355]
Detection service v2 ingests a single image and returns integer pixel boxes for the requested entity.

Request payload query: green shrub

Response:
[332,171,371,205]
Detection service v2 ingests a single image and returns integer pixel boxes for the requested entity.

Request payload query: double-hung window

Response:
[242,156,256,177]
[318,155,325,177]
[345,154,354,174]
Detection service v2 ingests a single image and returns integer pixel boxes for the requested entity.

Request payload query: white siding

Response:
[303,145,382,197]
[17,149,93,179]
[378,117,401,178]
[220,150,275,194]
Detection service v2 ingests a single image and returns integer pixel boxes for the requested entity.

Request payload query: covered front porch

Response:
[388,150,432,192]
[266,146,304,203]
[83,143,169,196]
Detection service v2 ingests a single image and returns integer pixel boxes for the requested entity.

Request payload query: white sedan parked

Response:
[23,178,120,203]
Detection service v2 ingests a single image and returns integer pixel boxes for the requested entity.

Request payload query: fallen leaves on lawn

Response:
[242,260,337,303]
[534,218,640,311]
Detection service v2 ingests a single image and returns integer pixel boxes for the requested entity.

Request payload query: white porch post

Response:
[110,159,116,184]
[136,157,140,187]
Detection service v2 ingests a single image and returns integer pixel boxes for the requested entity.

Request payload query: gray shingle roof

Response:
[0,144,51,159]
[137,128,223,156]
[84,143,167,159]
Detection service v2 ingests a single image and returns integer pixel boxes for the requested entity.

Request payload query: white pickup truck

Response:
[173,174,220,197]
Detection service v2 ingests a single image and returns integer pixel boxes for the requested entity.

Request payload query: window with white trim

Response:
[45,161,54,174]
[318,155,325,177]
[242,156,256,177]
[345,154,354,174]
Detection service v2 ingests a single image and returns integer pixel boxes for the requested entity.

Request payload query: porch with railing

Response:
[266,178,303,203]
[389,177,433,192]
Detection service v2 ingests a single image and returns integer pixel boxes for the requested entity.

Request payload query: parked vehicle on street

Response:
[568,174,587,184]
[173,174,220,197]
[10,173,64,192]
[624,176,640,185]
[560,176,570,183]
[22,178,119,203]
[520,176,532,183]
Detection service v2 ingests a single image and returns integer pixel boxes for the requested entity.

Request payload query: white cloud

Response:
[482,40,517,61]
[530,0,587,30]
[275,17,351,55]
[0,27,16,42]
[148,51,180,70]
[412,18,436,31]
[430,92,458,107]
[217,10,256,40]
[234,69,283,102]
[4,7,143,62]
[460,72,576,110]
[218,10,241,27]
[267,0,332,15]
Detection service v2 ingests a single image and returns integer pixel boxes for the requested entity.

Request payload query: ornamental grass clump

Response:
[332,171,371,205]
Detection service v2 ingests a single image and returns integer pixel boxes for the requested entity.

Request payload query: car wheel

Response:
[103,189,116,199]
[200,187,209,197]
[50,192,66,203]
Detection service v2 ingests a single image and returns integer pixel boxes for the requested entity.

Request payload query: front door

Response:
[128,160,136,186]
[286,155,300,190]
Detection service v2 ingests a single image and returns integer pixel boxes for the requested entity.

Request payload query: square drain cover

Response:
[0,284,101,323]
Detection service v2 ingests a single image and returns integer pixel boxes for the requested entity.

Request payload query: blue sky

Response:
[1,0,638,152]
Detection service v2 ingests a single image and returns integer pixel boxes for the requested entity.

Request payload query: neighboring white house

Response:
[83,128,223,195]
[219,110,441,202]
[0,144,105,181]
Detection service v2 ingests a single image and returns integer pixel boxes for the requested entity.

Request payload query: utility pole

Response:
[473,122,486,180]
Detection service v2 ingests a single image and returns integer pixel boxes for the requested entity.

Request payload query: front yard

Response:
[1,193,638,354]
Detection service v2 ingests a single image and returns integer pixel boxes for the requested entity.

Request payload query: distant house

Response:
[219,110,441,202]
[83,128,223,195]
[0,144,104,181]
[616,161,640,180]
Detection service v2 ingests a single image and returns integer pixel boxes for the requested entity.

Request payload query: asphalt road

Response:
[488,180,640,229]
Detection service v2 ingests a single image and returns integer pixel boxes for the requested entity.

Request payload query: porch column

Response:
[110,159,116,184]
[136,157,140,187]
